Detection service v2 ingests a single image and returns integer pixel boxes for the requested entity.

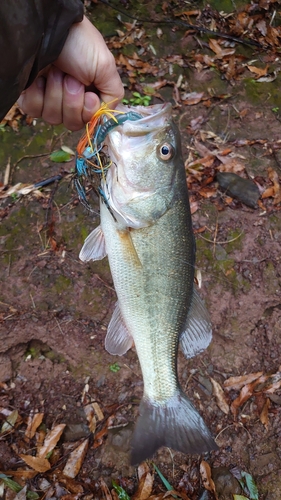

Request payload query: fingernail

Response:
[65,75,83,94]
[36,76,45,89]
[84,92,99,113]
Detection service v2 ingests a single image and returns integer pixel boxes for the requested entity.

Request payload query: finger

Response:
[82,92,101,124]
[62,75,85,131]
[93,50,124,106]
[55,17,124,106]
[18,76,45,117]
[41,67,64,125]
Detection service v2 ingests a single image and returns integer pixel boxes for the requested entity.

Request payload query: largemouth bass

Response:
[79,103,217,464]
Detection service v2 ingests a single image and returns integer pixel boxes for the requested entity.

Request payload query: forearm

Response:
[0,0,83,121]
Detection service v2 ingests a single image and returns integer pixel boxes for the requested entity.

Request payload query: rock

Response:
[63,423,90,442]
[212,466,242,499]
[0,355,12,382]
[101,423,135,476]
[216,172,260,208]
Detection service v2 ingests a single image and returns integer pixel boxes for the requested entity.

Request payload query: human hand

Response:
[18,16,124,131]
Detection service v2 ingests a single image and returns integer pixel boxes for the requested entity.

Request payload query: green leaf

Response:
[0,474,39,499]
[143,97,152,106]
[50,150,72,163]
[27,492,40,499]
[241,472,259,500]
[153,463,179,498]
[109,362,120,373]
[10,192,18,201]
[234,496,250,500]
[112,480,130,500]
[0,475,22,493]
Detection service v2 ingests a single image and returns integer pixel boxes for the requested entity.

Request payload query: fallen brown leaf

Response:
[93,415,114,449]
[260,398,270,430]
[19,454,51,473]
[255,371,281,394]
[132,471,154,500]
[4,469,37,479]
[37,423,66,459]
[111,491,120,500]
[138,462,150,480]
[84,404,96,433]
[198,186,217,198]
[224,372,263,391]
[200,460,218,500]
[210,377,229,414]
[25,411,44,440]
[262,186,275,199]
[100,478,112,500]
[216,154,245,173]
[268,167,281,204]
[63,439,89,478]
[231,375,267,416]
[93,402,104,421]
[209,39,235,58]
[181,91,205,105]
[247,64,269,77]
[57,474,84,494]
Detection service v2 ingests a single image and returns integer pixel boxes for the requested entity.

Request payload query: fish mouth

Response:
[112,102,172,135]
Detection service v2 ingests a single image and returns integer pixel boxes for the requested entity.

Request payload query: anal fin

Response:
[105,302,134,355]
[180,288,212,359]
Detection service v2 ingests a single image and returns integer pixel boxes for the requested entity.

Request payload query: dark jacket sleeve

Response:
[0,0,84,121]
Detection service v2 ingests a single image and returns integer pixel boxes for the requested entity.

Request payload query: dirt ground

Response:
[0,1,281,499]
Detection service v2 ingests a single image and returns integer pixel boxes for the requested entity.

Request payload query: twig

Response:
[10,153,50,187]
[30,293,36,309]
[55,318,64,336]
[13,153,49,169]
[213,216,219,255]
[7,254,11,277]
[167,448,175,478]
[4,157,11,186]
[199,231,243,245]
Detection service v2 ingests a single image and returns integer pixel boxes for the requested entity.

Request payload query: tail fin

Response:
[131,391,217,465]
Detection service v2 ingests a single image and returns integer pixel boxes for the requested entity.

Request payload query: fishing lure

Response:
[74,101,142,211]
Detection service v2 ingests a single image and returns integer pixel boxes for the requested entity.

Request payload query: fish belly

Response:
[100,192,194,402]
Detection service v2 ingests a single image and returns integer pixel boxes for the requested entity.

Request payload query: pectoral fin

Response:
[79,225,107,262]
[180,288,212,359]
[105,302,134,355]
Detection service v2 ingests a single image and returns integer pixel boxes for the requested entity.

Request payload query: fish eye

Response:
[157,142,174,161]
